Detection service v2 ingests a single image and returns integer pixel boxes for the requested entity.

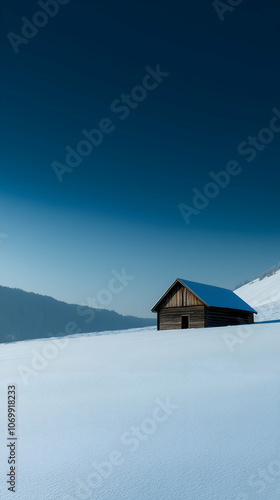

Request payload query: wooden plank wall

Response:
[160,283,203,309]
[205,308,254,327]
[159,306,205,330]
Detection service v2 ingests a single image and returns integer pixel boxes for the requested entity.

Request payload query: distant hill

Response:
[0,286,156,343]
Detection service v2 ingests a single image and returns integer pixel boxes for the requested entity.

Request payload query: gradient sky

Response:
[1,0,280,317]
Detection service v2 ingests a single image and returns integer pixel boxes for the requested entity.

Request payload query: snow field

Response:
[1,323,280,500]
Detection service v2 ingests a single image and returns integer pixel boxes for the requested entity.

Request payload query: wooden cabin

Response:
[151,278,257,330]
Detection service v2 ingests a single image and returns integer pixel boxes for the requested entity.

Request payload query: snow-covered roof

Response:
[179,279,257,313]
[152,278,257,313]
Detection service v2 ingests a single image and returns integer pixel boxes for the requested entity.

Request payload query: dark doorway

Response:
[181,315,189,329]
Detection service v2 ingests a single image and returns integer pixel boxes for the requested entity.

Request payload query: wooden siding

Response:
[158,306,205,330]
[159,283,203,309]
[205,307,254,328]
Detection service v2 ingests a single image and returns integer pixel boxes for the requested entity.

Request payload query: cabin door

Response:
[181,315,189,329]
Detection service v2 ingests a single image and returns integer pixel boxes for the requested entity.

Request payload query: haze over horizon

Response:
[1,0,280,317]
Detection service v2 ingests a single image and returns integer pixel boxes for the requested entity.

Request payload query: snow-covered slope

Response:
[235,269,280,322]
[1,325,280,500]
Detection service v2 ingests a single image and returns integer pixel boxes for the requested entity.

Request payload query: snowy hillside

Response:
[235,269,280,322]
[1,325,280,500]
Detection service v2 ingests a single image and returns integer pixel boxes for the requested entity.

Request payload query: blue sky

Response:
[1,0,280,317]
